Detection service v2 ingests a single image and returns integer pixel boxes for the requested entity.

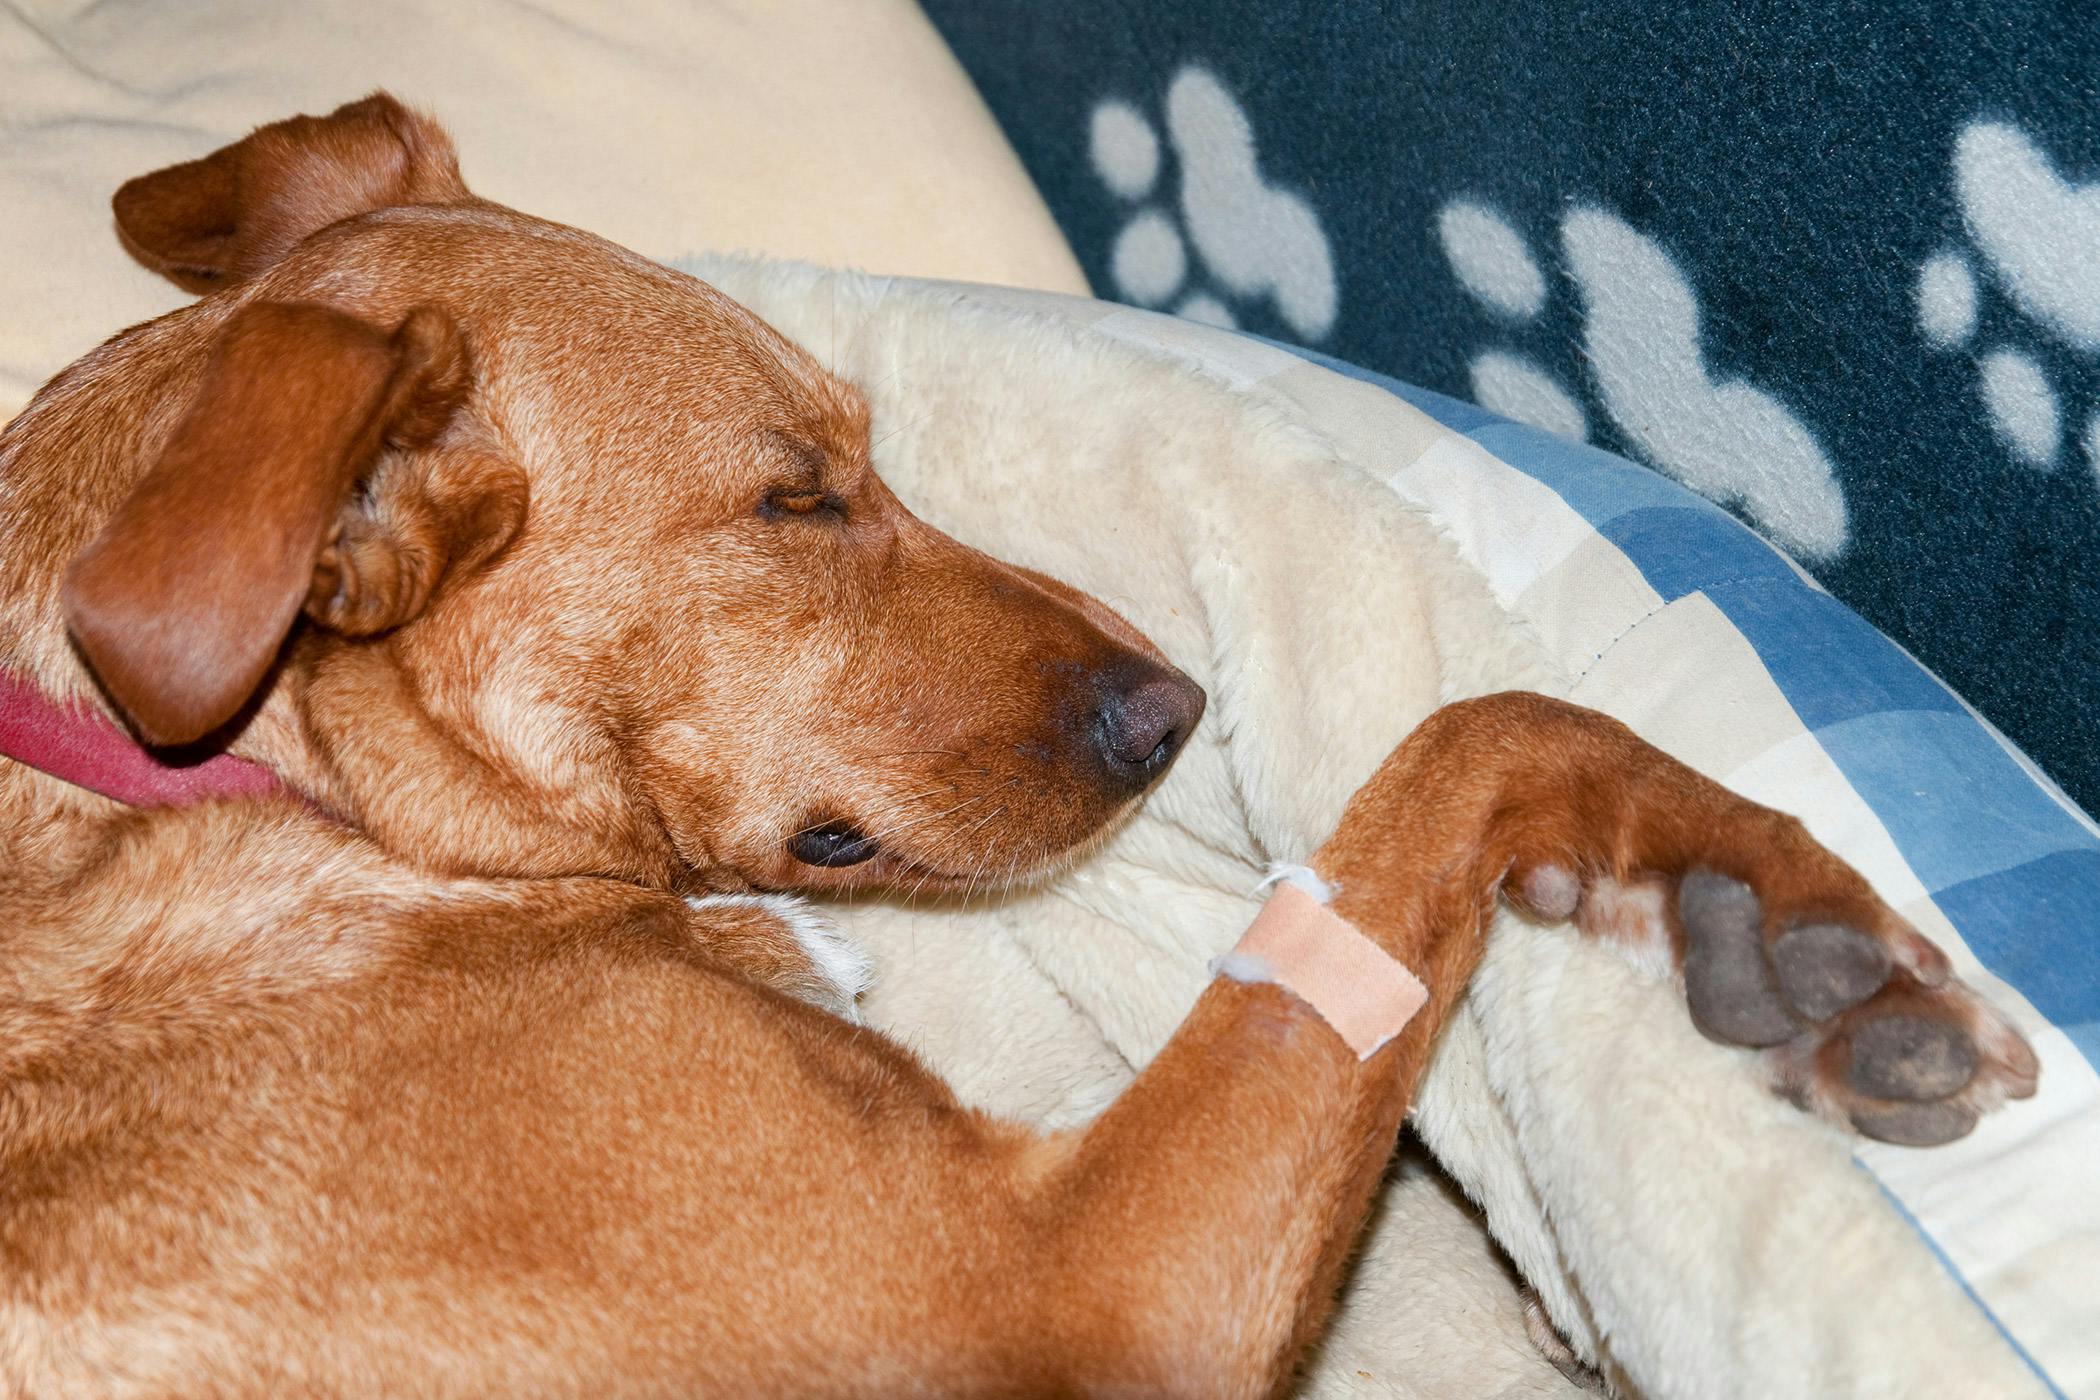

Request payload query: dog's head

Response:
[49,95,1204,893]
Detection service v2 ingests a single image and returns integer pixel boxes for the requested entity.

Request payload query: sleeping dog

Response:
[0,97,2037,1396]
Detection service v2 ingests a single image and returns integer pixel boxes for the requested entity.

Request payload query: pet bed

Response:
[681,255,2098,1399]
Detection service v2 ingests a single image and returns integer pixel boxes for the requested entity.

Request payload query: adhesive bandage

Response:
[1210,864,1428,1059]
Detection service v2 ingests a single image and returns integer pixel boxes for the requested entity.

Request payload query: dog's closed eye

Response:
[759,489,847,521]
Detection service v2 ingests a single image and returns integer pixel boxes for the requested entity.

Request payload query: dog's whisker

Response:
[940,803,1008,901]
[858,363,902,399]
[856,779,1019,851]
[780,801,914,844]
[779,770,1007,847]
[870,407,937,454]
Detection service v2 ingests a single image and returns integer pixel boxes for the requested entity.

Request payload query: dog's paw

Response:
[1654,877,2032,1150]
[1672,870,2036,1144]
[1515,856,2038,1146]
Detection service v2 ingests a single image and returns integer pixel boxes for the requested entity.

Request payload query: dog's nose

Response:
[1093,662,1206,790]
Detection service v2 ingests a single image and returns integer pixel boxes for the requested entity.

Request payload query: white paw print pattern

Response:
[1918,120,2100,483]
[1436,202,1588,442]
[1090,68,1337,339]
[1436,203,1851,562]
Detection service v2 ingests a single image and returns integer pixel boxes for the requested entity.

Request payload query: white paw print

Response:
[1090,68,1337,339]
[1918,120,2100,483]
[1435,202,1587,442]
[1437,202,1850,563]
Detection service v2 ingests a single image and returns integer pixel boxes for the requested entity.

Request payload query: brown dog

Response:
[0,97,2037,1397]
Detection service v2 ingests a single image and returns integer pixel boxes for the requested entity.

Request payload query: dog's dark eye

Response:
[759,490,846,521]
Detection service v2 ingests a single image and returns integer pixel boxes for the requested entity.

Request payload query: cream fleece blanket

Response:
[687,256,2042,1400]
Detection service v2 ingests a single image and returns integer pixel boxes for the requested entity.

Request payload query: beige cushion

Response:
[0,0,1086,415]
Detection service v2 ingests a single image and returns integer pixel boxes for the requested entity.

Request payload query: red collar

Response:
[0,669,283,807]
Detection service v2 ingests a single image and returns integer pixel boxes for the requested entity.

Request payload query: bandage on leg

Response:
[1211,866,1429,1060]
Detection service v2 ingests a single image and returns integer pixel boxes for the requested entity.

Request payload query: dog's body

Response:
[0,99,2038,1397]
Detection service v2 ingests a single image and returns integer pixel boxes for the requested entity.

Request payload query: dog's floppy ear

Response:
[62,300,519,748]
[113,93,467,294]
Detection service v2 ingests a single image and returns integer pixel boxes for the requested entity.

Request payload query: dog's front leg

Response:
[1005,692,2032,1399]
[1007,699,1531,1398]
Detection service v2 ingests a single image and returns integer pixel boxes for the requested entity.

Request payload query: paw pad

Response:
[1679,871,1802,1047]
[1847,1013,1978,1102]
[1772,922,1890,1021]
[1847,1100,1979,1149]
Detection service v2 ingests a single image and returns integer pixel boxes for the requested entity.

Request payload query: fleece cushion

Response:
[0,0,1087,419]
[687,255,2094,1399]
[915,2,2100,830]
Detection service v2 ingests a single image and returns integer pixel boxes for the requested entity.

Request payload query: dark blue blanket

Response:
[923,1,2100,814]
